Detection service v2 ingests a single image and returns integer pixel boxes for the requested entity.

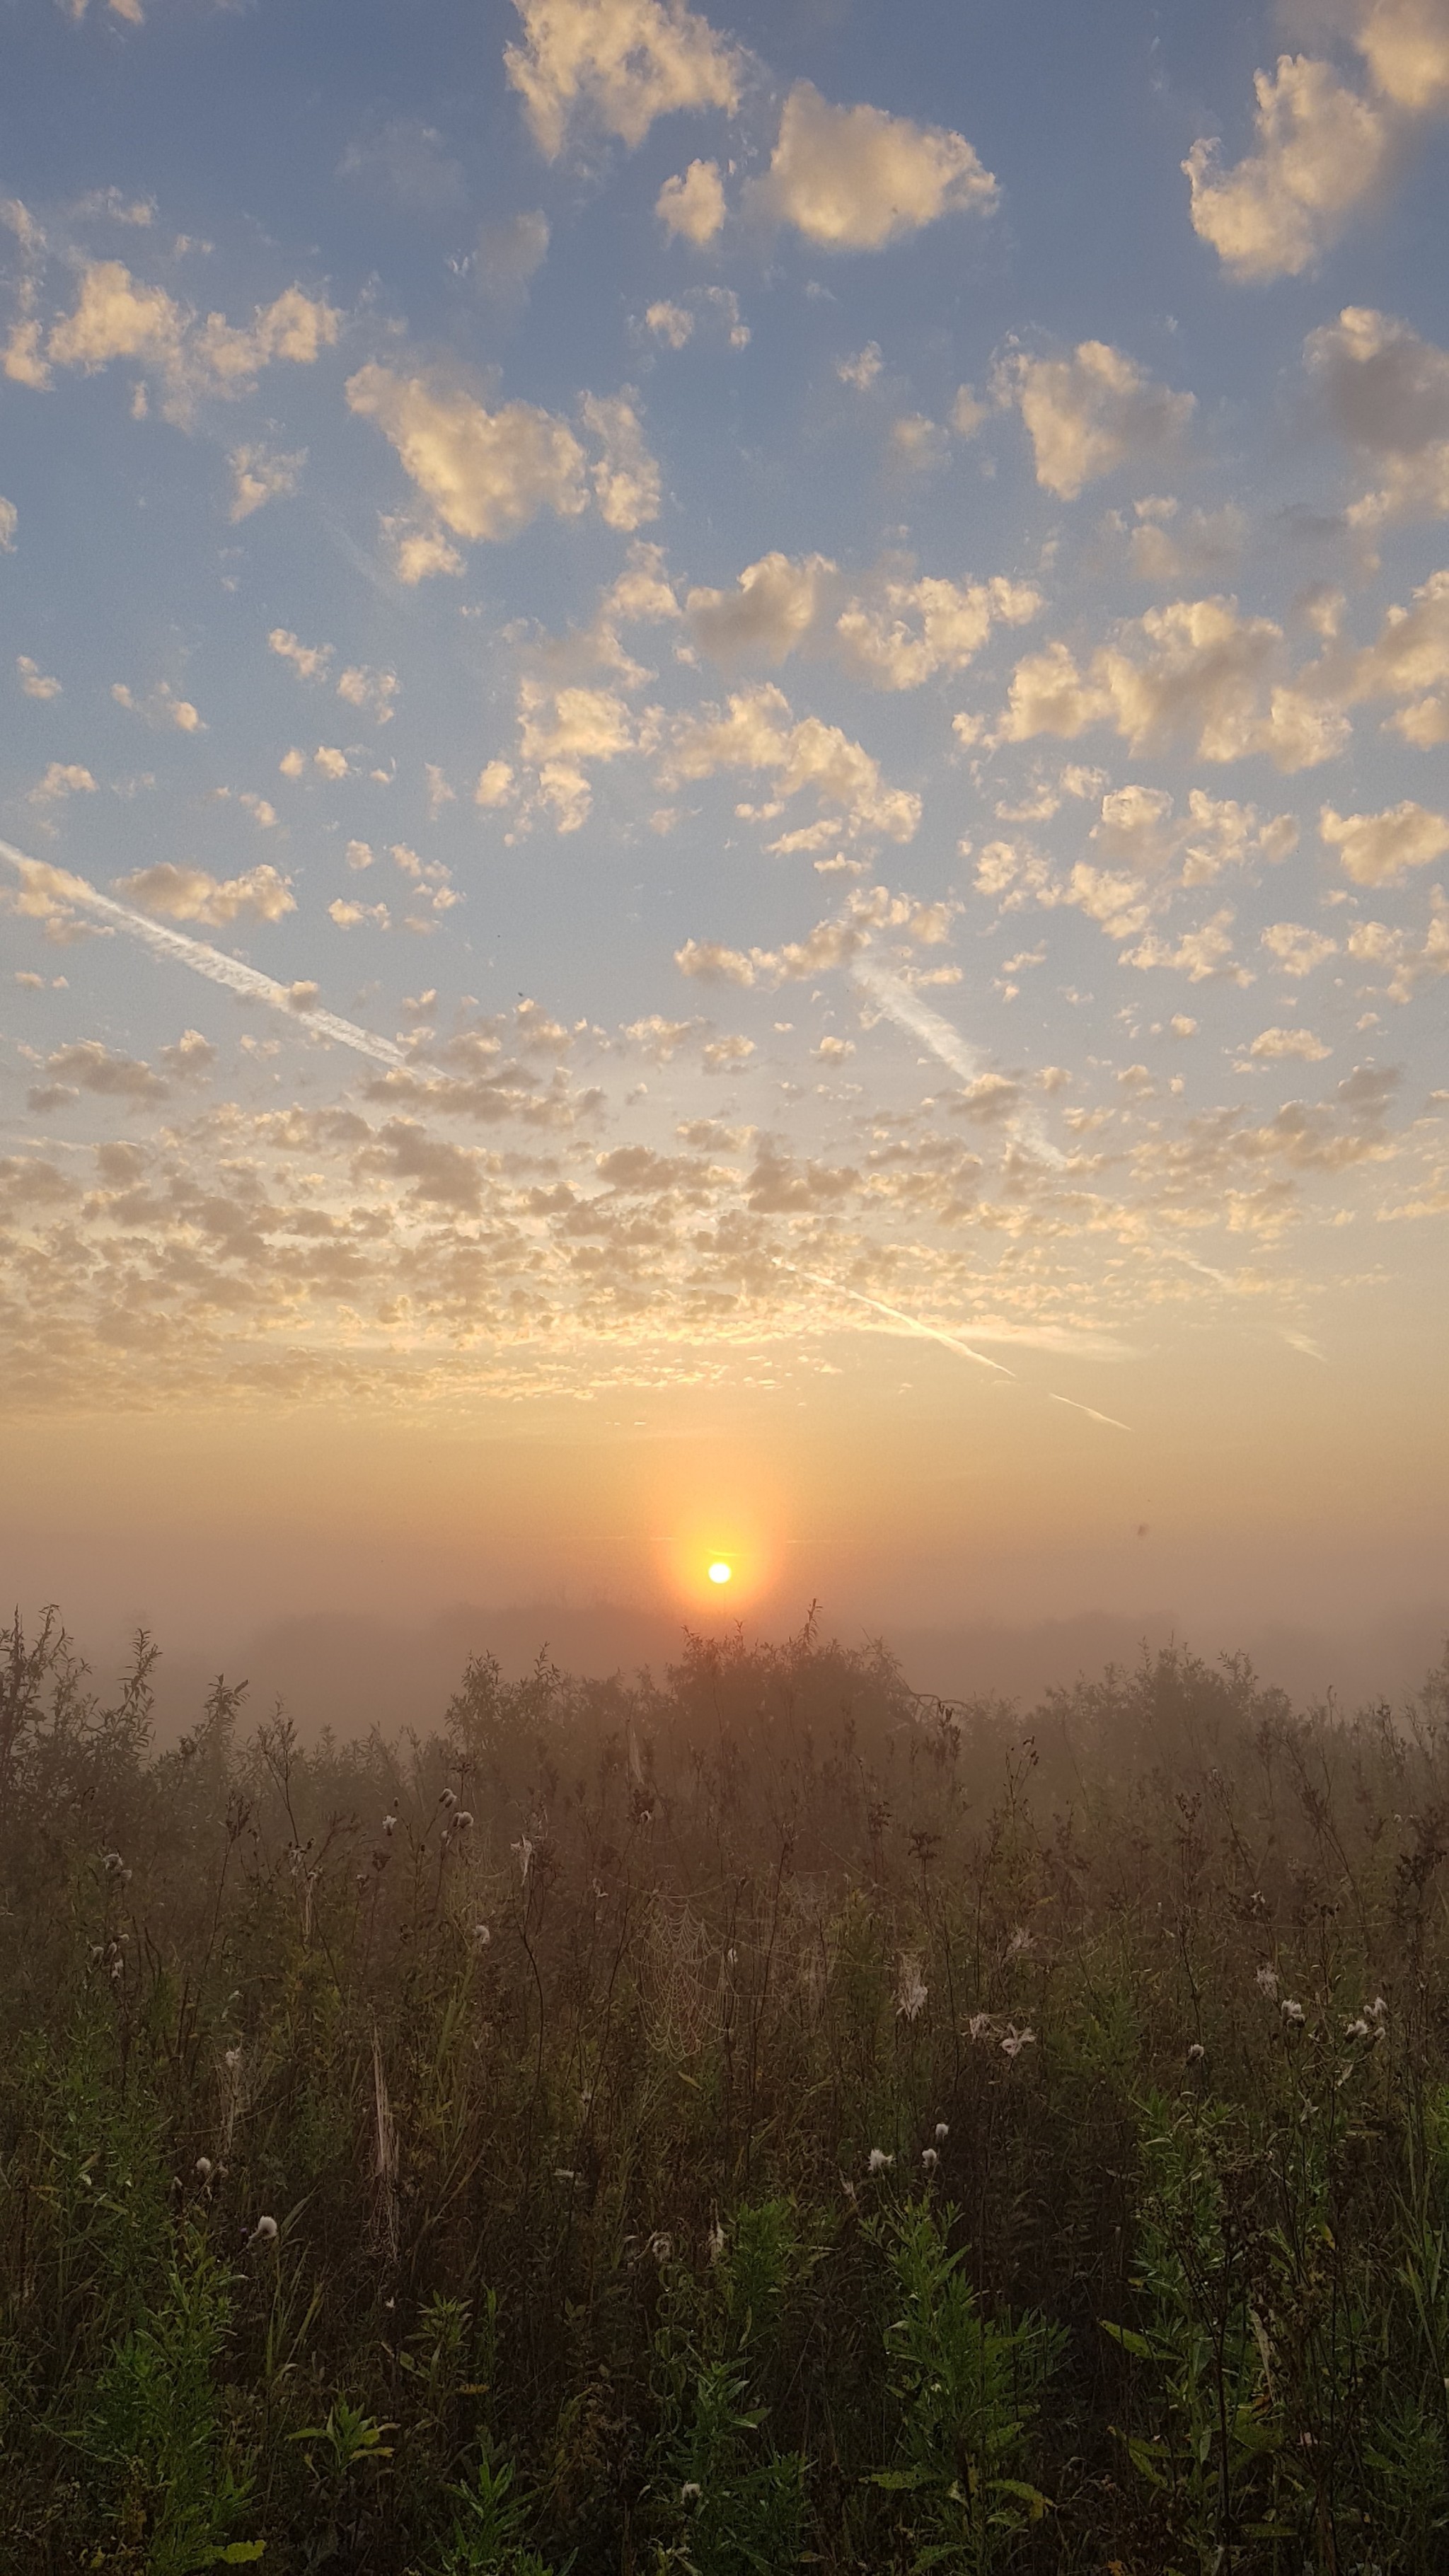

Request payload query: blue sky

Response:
[4,0,1449,1636]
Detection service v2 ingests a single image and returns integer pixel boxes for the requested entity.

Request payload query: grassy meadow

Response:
[6,1606,1449,2572]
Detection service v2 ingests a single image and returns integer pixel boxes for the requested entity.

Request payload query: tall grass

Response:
[4,1603,1449,2569]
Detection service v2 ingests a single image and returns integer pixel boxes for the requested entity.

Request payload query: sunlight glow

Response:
[708,1559,733,1586]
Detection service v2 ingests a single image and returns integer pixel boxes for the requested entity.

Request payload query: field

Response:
[5,1609,1449,2573]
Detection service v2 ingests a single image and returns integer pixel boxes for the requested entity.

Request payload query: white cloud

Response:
[837,342,883,391]
[337,117,466,213]
[1000,596,1349,770]
[313,746,350,780]
[505,0,741,161]
[330,898,392,929]
[380,514,466,585]
[1262,920,1339,975]
[666,682,920,845]
[113,861,296,925]
[1247,1025,1332,1060]
[336,664,400,724]
[1307,306,1449,528]
[1092,783,1298,882]
[29,761,98,802]
[0,496,18,550]
[1342,566,1449,740]
[685,550,1040,689]
[112,678,205,731]
[645,299,693,347]
[347,363,589,543]
[1184,54,1394,279]
[474,209,552,300]
[994,341,1194,500]
[1121,909,1247,983]
[32,262,341,423]
[1122,497,1247,582]
[1320,798,1449,882]
[676,883,951,991]
[229,443,306,521]
[1352,0,1449,112]
[475,760,516,808]
[17,655,61,700]
[749,81,997,250]
[268,628,333,682]
[656,157,727,243]
[580,391,661,529]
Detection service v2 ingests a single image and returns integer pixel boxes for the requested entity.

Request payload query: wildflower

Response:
[223,2047,242,2073]
[1255,1965,1279,2001]
[472,1922,491,1948]
[452,1810,473,1832]
[966,2012,994,2043]
[1007,1926,1036,1958]
[934,2120,949,2142]
[867,2147,893,2172]
[1187,2041,1205,2064]
[195,2156,214,2181]
[439,1789,456,1809]
[1000,2023,1036,2059]
[921,2147,939,2173]
[382,1813,398,1837]
[102,1850,125,1873]
[1368,1994,1387,2022]
[1345,2016,1370,2042]
[648,2231,672,2262]
[1281,1999,1305,2027]
[250,2214,278,2244]
[681,2482,702,2507]
[895,1953,928,2023]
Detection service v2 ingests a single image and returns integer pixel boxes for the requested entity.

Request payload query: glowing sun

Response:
[707,1560,733,1586]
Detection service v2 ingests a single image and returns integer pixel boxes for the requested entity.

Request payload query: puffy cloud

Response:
[33,1041,168,1104]
[476,760,516,808]
[336,664,400,724]
[1320,798,1449,883]
[330,898,392,929]
[474,209,552,300]
[1092,785,1298,882]
[1341,567,1449,739]
[656,157,727,242]
[641,284,747,349]
[994,341,1194,501]
[749,81,996,250]
[35,262,340,422]
[1262,920,1339,976]
[1307,306,1449,528]
[1121,909,1247,983]
[1183,55,1394,279]
[17,655,61,700]
[1345,890,1449,999]
[29,761,97,803]
[580,391,661,530]
[645,299,693,347]
[1000,596,1349,770]
[676,883,947,986]
[269,628,333,682]
[112,679,204,732]
[346,364,589,543]
[513,676,657,831]
[1121,498,1247,582]
[0,496,16,550]
[837,342,883,391]
[114,862,296,925]
[229,443,306,521]
[505,0,741,160]
[685,550,1040,688]
[1353,0,1449,111]
[1246,1025,1332,1060]
[381,514,466,585]
[666,682,920,845]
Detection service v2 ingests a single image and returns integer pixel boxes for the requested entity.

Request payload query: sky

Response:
[3,0,1449,1662]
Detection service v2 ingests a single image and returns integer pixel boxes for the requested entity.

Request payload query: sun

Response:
[707,1559,733,1586]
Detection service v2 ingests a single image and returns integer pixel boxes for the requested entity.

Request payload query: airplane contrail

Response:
[0,840,408,1070]
[850,959,1066,1167]
[780,1261,1135,1429]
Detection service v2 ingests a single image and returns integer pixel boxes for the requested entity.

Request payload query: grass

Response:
[4,1602,1449,2570]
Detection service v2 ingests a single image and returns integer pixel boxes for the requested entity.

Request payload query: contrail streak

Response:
[780,1262,1134,1430]
[850,960,1065,1167]
[0,841,407,1070]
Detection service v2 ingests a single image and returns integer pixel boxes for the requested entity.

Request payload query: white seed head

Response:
[867,2147,893,2172]
[250,2214,278,2243]
[195,2156,214,2179]
[934,2120,949,2142]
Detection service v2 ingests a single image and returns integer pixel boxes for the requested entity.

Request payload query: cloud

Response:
[229,444,306,521]
[1184,54,1394,278]
[114,861,296,925]
[1091,784,1298,882]
[580,391,661,529]
[685,550,1040,688]
[336,664,399,724]
[1000,596,1349,770]
[31,1041,167,1106]
[642,284,748,348]
[1320,797,1449,882]
[994,341,1194,499]
[1121,908,1247,982]
[1247,1025,1332,1060]
[1307,306,1449,528]
[666,682,920,845]
[504,0,741,161]
[381,514,466,585]
[749,81,997,250]
[645,299,693,347]
[17,655,61,700]
[656,157,727,242]
[0,496,17,550]
[837,342,883,391]
[268,628,333,682]
[337,117,466,213]
[29,761,98,803]
[474,209,552,299]
[346,362,589,543]
[1351,0,1449,112]
[676,883,949,986]
[31,262,341,423]
[1341,566,1449,739]
[1120,497,1248,582]
[111,679,204,731]
[1262,920,1339,975]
